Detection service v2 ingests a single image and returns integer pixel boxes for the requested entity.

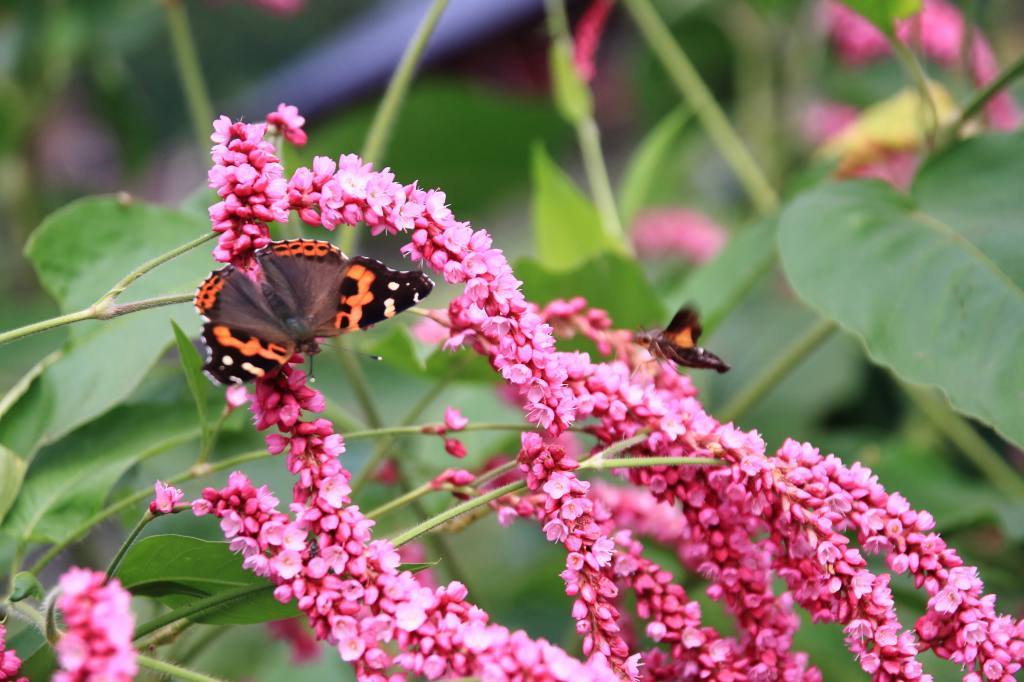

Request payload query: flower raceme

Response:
[0,622,27,682]
[191,106,1023,681]
[53,568,137,682]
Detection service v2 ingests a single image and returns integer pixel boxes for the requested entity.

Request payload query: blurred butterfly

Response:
[194,238,433,384]
[636,305,730,373]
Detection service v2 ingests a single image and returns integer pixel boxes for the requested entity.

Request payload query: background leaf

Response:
[116,534,296,624]
[778,139,1024,447]
[838,0,922,31]
[530,144,623,271]
[1,196,211,457]
[1,403,199,543]
[0,445,26,526]
[172,320,210,434]
[618,107,690,225]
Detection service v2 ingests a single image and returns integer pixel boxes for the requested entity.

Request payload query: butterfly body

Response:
[638,306,730,373]
[195,239,433,384]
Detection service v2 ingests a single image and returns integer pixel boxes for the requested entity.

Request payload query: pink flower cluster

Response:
[53,568,137,682]
[573,0,615,82]
[196,106,1023,681]
[0,623,26,682]
[822,0,1020,130]
[630,208,729,264]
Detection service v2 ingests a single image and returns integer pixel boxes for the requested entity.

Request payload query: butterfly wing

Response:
[195,265,295,384]
[662,305,703,348]
[256,239,348,331]
[318,256,434,334]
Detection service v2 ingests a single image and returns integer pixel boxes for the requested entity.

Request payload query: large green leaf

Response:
[2,196,211,456]
[838,0,921,32]
[669,218,776,335]
[172,321,210,434]
[116,534,295,624]
[778,135,1024,447]
[517,253,665,332]
[1,402,199,543]
[531,144,624,271]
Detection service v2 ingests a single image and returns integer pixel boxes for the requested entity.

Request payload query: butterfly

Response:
[194,238,433,384]
[635,305,730,373]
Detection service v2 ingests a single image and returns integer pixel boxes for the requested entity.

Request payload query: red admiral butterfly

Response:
[195,238,433,384]
[636,305,730,373]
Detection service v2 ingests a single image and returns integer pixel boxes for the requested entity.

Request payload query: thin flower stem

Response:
[163,0,215,157]
[366,481,436,519]
[333,345,384,429]
[543,0,628,248]
[195,407,231,466]
[903,384,1024,500]
[951,50,1024,137]
[340,0,450,255]
[583,455,724,470]
[29,449,269,575]
[105,511,154,581]
[581,432,650,466]
[137,654,228,682]
[345,422,541,441]
[0,232,214,347]
[133,583,272,641]
[718,319,837,424]
[890,39,939,149]
[390,481,526,548]
[621,0,778,215]
[472,459,519,487]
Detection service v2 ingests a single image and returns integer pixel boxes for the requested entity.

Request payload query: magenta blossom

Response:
[53,568,137,682]
[149,480,184,515]
[0,622,26,682]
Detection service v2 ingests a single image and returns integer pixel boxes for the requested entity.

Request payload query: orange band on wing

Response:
[195,273,225,314]
[211,325,291,361]
[667,328,696,348]
[271,239,336,258]
[334,265,376,331]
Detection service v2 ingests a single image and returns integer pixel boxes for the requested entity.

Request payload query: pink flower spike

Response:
[0,622,26,682]
[54,568,137,682]
[444,406,468,431]
[149,481,184,515]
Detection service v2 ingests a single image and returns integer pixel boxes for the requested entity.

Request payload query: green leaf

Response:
[778,136,1024,448]
[548,40,593,125]
[172,321,209,433]
[517,253,665,330]
[2,196,211,456]
[8,627,55,680]
[399,558,442,573]
[669,218,776,335]
[369,325,498,383]
[116,535,295,624]
[531,144,622,271]
[838,0,921,32]
[1,402,200,543]
[618,107,690,225]
[0,445,26,526]
[10,571,44,602]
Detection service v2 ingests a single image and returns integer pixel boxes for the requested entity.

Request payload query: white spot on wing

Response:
[222,355,234,366]
[388,281,400,291]
[241,362,265,377]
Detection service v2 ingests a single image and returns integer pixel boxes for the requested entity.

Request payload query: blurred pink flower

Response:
[631,208,728,264]
[410,316,450,345]
[802,100,859,144]
[0,622,27,682]
[845,149,920,189]
[267,618,320,664]
[574,0,615,82]
[54,568,137,682]
[444,406,468,431]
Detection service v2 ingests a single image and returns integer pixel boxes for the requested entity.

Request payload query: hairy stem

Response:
[891,39,939,149]
[622,0,778,215]
[133,584,272,641]
[105,511,154,581]
[163,0,215,157]
[951,50,1024,137]
[718,319,837,423]
[340,0,450,255]
[137,654,228,682]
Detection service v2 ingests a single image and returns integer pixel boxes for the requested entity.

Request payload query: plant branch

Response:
[133,584,272,641]
[105,511,154,581]
[890,38,939,148]
[621,0,778,215]
[951,50,1024,137]
[340,0,449,255]
[718,319,837,423]
[390,481,525,548]
[163,0,215,157]
[137,654,228,682]
[0,232,214,347]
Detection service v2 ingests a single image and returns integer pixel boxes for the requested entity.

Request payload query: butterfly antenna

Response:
[308,353,316,383]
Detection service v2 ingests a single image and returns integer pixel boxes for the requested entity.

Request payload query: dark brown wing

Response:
[194,265,295,384]
[319,257,434,334]
[662,305,703,349]
[255,239,349,333]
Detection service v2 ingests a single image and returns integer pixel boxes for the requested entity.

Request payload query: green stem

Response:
[621,0,778,215]
[890,39,938,148]
[334,345,384,429]
[390,481,525,547]
[137,654,228,682]
[366,481,436,519]
[580,431,651,465]
[473,459,519,487]
[29,449,269,575]
[133,584,272,641]
[718,319,836,423]
[903,384,1024,499]
[163,0,215,157]
[106,511,154,580]
[583,455,724,470]
[951,50,1024,137]
[0,232,214,347]
[196,408,231,466]
[345,422,540,441]
[339,0,449,255]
